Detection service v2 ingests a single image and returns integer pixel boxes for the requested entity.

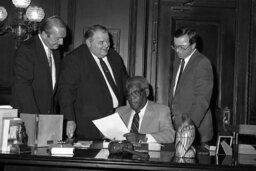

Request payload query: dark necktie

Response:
[98,58,120,101]
[177,59,185,84]
[130,111,140,133]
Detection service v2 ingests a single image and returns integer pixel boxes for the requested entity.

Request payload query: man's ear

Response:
[145,88,150,97]
[41,31,47,39]
[191,43,196,50]
[85,39,91,47]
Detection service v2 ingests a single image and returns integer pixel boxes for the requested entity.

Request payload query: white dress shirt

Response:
[38,34,56,89]
[173,49,196,95]
[91,53,119,108]
[127,101,157,143]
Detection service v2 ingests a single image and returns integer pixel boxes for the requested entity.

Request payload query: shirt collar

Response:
[90,52,107,62]
[184,49,196,64]
[133,100,148,119]
[38,34,50,54]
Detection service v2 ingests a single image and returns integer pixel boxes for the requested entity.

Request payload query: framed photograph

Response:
[216,135,233,155]
[83,27,121,53]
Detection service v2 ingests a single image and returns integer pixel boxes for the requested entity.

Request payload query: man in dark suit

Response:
[169,26,214,144]
[11,16,67,114]
[58,25,128,140]
[117,76,175,143]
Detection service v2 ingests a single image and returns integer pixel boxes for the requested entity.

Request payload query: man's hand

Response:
[123,133,147,143]
[66,121,76,139]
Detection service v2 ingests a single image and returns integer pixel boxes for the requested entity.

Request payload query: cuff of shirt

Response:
[146,134,157,143]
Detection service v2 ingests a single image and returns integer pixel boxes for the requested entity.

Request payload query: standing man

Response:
[169,26,214,144]
[117,76,175,143]
[11,16,67,114]
[58,25,128,140]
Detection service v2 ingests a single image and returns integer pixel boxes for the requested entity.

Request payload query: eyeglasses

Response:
[171,44,190,51]
[126,88,145,98]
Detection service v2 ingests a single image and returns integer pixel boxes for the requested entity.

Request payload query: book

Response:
[238,144,256,154]
[50,143,74,157]
[20,113,63,147]
[0,109,18,150]
[134,142,162,151]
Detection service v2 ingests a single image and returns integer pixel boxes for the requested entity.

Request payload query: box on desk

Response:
[134,142,162,151]
[20,113,63,147]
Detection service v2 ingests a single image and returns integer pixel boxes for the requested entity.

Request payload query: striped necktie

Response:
[130,111,140,133]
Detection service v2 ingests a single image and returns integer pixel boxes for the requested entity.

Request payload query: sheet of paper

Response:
[92,113,129,141]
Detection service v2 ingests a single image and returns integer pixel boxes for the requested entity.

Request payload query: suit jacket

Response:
[169,50,213,143]
[116,101,175,143]
[58,44,128,140]
[11,35,61,114]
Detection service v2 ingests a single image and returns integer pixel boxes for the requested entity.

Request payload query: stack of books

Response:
[238,144,256,154]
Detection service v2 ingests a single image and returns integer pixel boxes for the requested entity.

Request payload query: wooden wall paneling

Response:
[134,0,149,77]
[233,0,251,125]
[144,0,159,101]
[72,0,130,67]
[127,0,138,76]
[248,0,256,124]
[30,0,61,17]
[0,1,18,104]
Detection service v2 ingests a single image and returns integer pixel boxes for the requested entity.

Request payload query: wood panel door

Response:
[155,0,237,134]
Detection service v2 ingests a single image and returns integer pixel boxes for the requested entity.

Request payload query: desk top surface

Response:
[0,141,255,171]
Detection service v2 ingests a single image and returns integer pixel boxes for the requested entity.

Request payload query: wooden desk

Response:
[0,142,255,171]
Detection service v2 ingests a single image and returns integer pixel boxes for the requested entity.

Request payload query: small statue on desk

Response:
[108,140,150,160]
[9,119,29,153]
[175,113,196,158]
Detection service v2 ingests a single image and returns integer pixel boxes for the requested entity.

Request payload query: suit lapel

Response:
[175,50,199,93]
[36,36,53,92]
[119,108,133,127]
[140,102,154,132]
[82,45,111,96]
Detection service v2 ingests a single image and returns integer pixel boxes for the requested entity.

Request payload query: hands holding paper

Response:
[123,133,147,143]
[66,121,76,139]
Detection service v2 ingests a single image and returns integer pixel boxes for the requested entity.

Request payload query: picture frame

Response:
[216,135,233,155]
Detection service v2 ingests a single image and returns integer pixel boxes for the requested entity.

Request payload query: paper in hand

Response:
[92,113,129,141]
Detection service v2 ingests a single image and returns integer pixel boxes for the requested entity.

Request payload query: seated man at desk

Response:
[116,76,175,143]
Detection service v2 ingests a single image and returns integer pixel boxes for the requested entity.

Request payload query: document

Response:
[92,113,129,141]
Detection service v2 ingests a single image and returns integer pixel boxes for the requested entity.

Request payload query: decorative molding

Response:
[128,0,138,76]
[151,0,159,101]
[67,0,77,51]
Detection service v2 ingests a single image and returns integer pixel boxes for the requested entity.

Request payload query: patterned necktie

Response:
[98,57,120,100]
[177,58,185,84]
[130,111,140,133]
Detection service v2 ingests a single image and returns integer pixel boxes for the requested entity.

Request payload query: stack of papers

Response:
[50,144,74,157]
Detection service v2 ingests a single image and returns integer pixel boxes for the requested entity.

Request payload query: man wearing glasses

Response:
[116,76,175,143]
[169,26,214,145]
